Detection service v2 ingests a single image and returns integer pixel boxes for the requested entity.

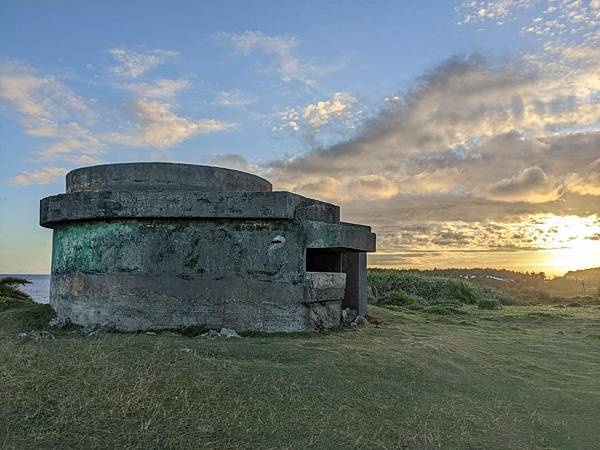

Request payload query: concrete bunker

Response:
[40,163,376,332]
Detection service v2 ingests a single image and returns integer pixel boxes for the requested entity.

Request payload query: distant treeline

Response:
[368,267,600,301]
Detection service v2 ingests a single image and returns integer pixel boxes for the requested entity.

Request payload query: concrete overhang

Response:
[39,190,340,228]
[304,220,376,252]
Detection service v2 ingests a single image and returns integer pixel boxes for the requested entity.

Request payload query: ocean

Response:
[1,274,50,304]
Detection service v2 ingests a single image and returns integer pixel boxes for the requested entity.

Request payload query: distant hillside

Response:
[383,267,600,301]
[562,267,600,282]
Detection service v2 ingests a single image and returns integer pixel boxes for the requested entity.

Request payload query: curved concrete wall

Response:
[50,220,328,332]
[66,162,272,193]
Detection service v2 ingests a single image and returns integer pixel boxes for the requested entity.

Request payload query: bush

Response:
[367,269,478,307]
[477,298,501,310]
[0,277,32,305]
[381,289,419,306]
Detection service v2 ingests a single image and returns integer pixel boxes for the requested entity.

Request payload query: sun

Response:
[530,215,600,274]
[544,240,600,274]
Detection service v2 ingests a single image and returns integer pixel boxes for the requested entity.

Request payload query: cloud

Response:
[302,92,357,129]
[0,59,104,170]
[565,159,600,195]
[0,59,90,124]
[273,92,360,144]
[9,166,68,186]
[108,48,178,79]
[457,0,535,25]
[214,31,343,86]
[484,166,563,202]
[213,154,261,173]
[2,58,236,183]
[118,79,190,99]
[107,99,237,149]
[232,51,600,264]
[213,89,257,107]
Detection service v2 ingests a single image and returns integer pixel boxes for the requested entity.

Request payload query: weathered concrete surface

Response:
[67,162,272,193]
[40,191,340,226]
[342,252,368,316]
[305,221,376,252]
[41,163,376,332]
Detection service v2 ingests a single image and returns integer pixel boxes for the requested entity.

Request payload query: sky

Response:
[1,0,599,275]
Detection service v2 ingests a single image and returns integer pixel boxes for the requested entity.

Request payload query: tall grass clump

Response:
[368,269,478,307]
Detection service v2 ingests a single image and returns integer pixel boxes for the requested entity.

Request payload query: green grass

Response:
[1,299,599,449]
[368,269,481,308]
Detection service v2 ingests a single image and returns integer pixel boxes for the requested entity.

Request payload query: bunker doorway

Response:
[305,248,342,272]
[305,248,368,316]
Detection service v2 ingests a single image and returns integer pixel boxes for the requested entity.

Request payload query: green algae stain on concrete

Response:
[52,219,307,278]
[52,221,145,274]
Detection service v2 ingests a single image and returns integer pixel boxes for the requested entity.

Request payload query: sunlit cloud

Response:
[107,99,237,149]
[272,92,361,146]
[2,56,239,183]
[9,166,68,186]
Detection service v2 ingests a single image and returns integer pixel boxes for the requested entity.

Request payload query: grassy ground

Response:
[1,299,599,449]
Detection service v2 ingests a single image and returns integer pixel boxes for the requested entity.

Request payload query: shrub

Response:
[0,277,32,304]
[477,298,501,310]
[367,269,478,307]
[381,289,419,306]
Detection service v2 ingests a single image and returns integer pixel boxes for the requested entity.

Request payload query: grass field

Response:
[2,295,599,449]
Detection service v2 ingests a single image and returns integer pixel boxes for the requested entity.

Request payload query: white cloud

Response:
[214,31,343,87]
[213,89,257,107]
[2,58,236,184]
[119,79,190,99]
[302,92,357,129]
[9,167,68,186]
[0,60,90,123]
[107,99,237,149]
[108,48,178,79]
[457,0,536,25]
[274,92,359,139]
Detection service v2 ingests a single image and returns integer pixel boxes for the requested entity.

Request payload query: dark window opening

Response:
[306,248,342,272]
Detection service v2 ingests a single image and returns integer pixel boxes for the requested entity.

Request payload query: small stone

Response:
[341,308,358,326]
[145,331,156,335]
[219,328,241,338]
[350,315,367,328]
[16,330,55,341]
[49,317,70,328]
[83,324,98,337]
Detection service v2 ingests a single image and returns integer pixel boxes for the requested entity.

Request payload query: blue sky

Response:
[1,0,599,274]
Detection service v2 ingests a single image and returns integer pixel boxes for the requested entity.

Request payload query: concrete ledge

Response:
[304,221,376,252]
[40,191,340,227]
[66,162,272,193]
